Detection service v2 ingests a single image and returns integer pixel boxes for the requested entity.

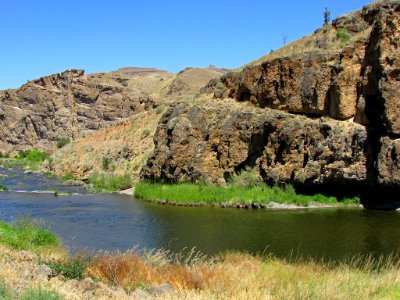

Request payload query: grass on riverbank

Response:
[0,217,60,254]
[1,150,51,171]
[87,172,132,193]
[135,181,360,207]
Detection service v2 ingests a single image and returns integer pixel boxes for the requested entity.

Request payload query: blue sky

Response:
[0,0,371,90]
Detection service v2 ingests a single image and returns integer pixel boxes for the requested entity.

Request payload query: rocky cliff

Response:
[0,66,225,154]
[142,1,400,208]
[0,69,160,153]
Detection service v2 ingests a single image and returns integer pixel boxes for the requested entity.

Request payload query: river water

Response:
[0,167,399,261]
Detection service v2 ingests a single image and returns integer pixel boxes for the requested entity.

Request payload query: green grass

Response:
[43,171,57,179]
[141,128,151,139]
[16,150,50,163]
[88,172,132,193]
[4,150,51,171]
[0,280,13,300]
[0,184,8,192]
[20,287,63,300]
[134,181,360,207]
[60,172,77,181]
[337,28,351,45]
[0,217,59,253]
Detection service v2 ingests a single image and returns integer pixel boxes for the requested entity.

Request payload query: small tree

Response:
[324,7,331,26]
[281,33,288,46]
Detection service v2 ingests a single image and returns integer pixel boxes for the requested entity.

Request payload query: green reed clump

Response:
[88,172,132,193]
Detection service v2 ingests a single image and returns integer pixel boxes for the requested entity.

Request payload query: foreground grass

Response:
[0,280,64,300]
[87,250,400,299]
[0,218,60,254]
[0,220,399,299]
[135,181,360,207]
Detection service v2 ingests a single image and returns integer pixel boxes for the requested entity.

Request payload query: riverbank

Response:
[0,153,133,194]
[0,219,399,299]
[134,181,361,209]
[1,155,362,210]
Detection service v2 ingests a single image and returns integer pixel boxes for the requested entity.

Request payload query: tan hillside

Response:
[50,110,160,181]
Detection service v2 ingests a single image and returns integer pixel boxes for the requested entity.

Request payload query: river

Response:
[0,166,399,261]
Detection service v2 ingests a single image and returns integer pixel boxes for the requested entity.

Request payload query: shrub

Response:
[155,105,165,114]
[47,254,88,280]
[337,28,351,45]
[17,150,50,163]
[102,156,110,171]
[216,82,225,90]
[56,137,70,149]
[141,129,151,139]
[228,167,262,188]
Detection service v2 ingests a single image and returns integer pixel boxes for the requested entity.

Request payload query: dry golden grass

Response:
[241,22,371,71]
[50,110,159,182]
[1,242,400,299]
[84,248,400,300]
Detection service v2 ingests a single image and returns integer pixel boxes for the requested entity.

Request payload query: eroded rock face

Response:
[377,137,400,187]
[373,5,400,135]
[142,104,368,189]
[212,39,373,122]
[0,70,151,153]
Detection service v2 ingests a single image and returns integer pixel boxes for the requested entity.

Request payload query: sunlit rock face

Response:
[143,2,400,208]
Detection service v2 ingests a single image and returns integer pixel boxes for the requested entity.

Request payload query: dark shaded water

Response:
[0,167,400,260]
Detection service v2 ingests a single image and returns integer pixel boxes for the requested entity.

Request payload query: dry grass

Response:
[0,242,400,299]
[50,110,159,182]
[85,248,400,299]
[241,21,371,70]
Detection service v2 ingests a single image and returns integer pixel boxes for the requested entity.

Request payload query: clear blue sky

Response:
[0,0,371,90]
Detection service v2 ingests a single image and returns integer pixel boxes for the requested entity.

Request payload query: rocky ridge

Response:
[0,66,226,155]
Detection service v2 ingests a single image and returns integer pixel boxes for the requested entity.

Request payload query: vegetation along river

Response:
[0,167,399,261]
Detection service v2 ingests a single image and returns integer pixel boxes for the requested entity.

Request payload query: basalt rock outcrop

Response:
[0,69,156,153]
[143,1,400,208]
[142,104,368,189]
